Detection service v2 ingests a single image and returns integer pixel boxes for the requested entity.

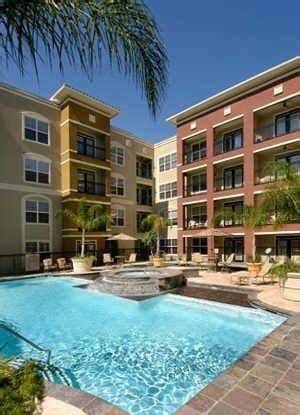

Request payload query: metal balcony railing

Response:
[184,185,207,197]
[136,166,152,179]
[77,142,106,160]
[214,176,244,192]
[183,147,207,165]
[184,217,207,229]
[78,180,106,196]
[255,114,300,143]
[214,139,243,156]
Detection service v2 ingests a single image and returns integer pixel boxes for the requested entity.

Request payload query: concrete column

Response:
[206,127,215,255]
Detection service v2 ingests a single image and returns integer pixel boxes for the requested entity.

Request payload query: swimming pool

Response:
[0,276,285,415]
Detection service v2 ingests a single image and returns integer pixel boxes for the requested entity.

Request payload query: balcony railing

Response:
[215,218,243,227]
[185,217,207,229]
[214,139,243,156]
[136,166,152,179]
[184,185,207,197]
[183,147,207,165]
[214,176,244,192]
[77,142,106,160]
[254,115,300,143]
[137,197,152,206]
[78,180,106,195]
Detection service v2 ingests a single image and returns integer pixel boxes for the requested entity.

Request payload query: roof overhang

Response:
[166,56,300,125]
[50,84,120,118]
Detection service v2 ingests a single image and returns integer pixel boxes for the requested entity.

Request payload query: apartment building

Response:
[154,136,178,255]
[167,56,300,261]
[0,83,62,257]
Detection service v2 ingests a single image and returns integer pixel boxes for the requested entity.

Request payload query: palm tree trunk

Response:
[81,228,86,257]
[156,231,160,256]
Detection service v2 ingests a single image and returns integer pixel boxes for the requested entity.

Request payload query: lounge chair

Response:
[218,253,235,272]
[43,258,57,272]
[57,257,72,271]
[103,253,113,265]
[232,261,273,285]
[191,253,209,269]
[125,253,137,264]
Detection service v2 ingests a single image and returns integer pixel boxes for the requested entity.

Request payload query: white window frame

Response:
[159,181,177,200]
[22,112,50,146]
[25,199,50,224]
[111,206,126,227]
[159,152,177,172]
[23,153,51,185]
[110,173,125,197]
[111,143,125,166]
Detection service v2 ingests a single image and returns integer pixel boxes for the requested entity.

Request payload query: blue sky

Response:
[1,0,300,142]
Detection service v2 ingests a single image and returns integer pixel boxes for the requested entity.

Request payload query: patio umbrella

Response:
[107,233,137,241]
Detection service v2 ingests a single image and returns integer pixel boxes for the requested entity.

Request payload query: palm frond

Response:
[0,0,168,116]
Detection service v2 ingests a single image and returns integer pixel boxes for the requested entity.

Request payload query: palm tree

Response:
[141,213,169,257]
[56,198,111,257]
[0,0,168,116]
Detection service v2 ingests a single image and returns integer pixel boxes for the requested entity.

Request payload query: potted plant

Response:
[141,214,169,267]
[247,255,262,277]
[56,198,111,273]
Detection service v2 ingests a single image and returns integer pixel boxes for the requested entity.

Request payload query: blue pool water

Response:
[0,276,285,415]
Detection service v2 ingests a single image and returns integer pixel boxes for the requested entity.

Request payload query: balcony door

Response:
[223,166,243,190]
[78,170,95,193]
[191,173,206,194]
[276,237,300,259]
[224,237,244,262]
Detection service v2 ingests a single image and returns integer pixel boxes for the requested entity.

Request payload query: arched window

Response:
[23,153,51,184]
[22,112,50,145]
[110,173,125,196]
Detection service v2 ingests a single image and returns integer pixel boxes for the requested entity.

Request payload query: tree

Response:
[141,213,169,257]
[0,0,168,117]
[56,198,111,257]
[0,359,44,415]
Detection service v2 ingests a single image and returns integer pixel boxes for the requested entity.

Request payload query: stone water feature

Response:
[91,268,184,299]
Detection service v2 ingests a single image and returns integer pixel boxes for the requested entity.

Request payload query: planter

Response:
[71,257,93,274]
[247,262,262,277]
[153,257,165,267]
[283,272,300,301]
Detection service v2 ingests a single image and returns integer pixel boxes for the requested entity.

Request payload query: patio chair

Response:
[218,253,235,272]
[125,253,137,264]
[232,261,273,285]
[57,257,72,271]
[191,253,209,269]
[103,253,113,265]
[43,258,57,272]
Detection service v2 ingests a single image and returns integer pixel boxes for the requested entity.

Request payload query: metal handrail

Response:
[0,322,51,364]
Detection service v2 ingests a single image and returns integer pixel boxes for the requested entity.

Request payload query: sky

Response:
[1,0,300,142]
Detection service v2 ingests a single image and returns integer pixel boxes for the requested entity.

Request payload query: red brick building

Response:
[167,56,300,262]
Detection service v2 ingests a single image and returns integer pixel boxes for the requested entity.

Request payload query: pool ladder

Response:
[0,321,51,364]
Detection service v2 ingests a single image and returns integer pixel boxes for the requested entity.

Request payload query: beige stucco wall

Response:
[0,86,62,255]
[110,128,154,244]
[154,136,178,240]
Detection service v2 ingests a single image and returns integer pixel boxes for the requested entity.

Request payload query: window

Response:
[77,133,105,160]
[159,182,177,200]
[168,210,177,226]
[111,175,125,196]
[223,202,243,226]
[159,152,177,172]
[25,200,49,224]
[223,166,243,190]
[137,185,152,205]
[277,153,300,171]
[190,205,207,225]
[76,240,96,255]
[190,238,207,255]
[223,129,243,152]
[25,241,50,253]
[190,173,206,194]
[112,207,125,226]
[111,145,125,166]
[24,116,49,144]
[275,110,300,136]
[24,156,50,184]
[160,239,177,254]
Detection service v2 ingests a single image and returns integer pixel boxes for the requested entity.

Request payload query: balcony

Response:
[214,166,244,192]
[136,166,152,179]
[255,110,300,143]
[185,217,207,229]
[77,142,106,160]
[183,147,207,165]
[214,129,243,156]
[77,180,106,196]
[184,184,207,197]
[137,185,152,206]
